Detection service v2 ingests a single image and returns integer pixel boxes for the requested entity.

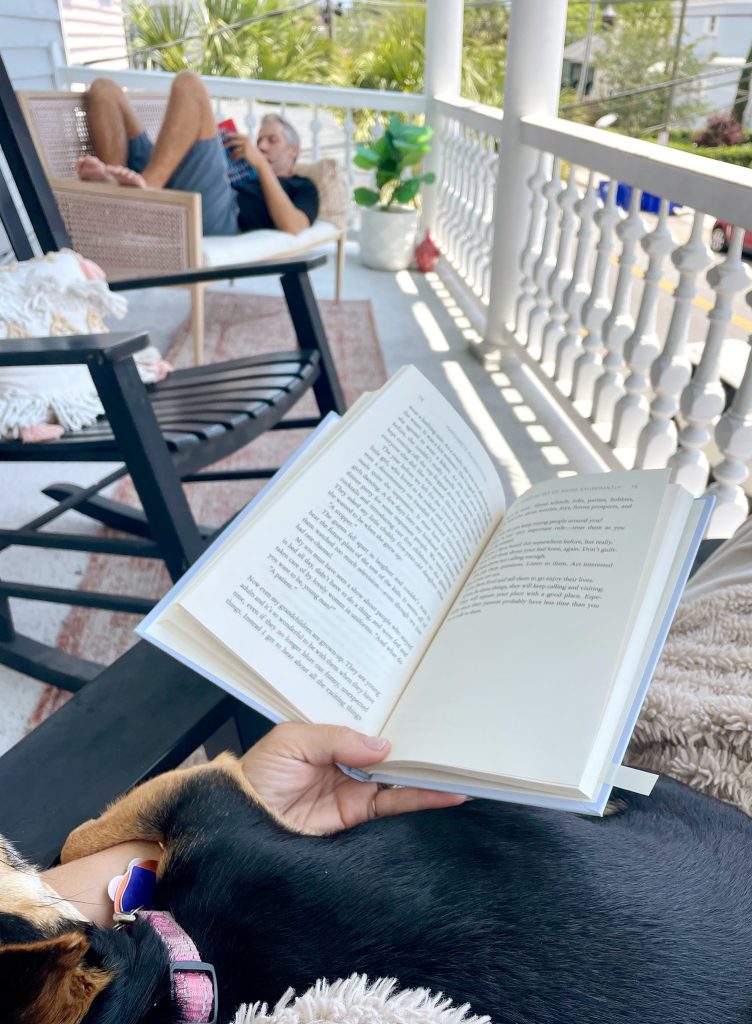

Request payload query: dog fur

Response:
[1,753,751,1024]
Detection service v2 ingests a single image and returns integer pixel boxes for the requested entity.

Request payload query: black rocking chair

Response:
[0,55,346,692]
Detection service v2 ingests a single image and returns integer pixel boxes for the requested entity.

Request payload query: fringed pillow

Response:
[0,250,169,441]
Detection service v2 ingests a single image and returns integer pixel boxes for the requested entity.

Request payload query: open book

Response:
[139,366,713,814]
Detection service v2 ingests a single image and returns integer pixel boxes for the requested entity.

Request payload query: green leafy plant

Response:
[353,116,434,209]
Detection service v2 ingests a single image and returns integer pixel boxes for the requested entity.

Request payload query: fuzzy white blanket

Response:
[629,581,752,815]
[232,975,490,1024]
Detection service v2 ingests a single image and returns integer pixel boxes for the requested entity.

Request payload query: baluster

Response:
[214,97,225,120]
[462,132,485,288]
[310,104,322,161]
[591,187,645,423]
[540,164,579,369]
[669,227,752,494]
[514,151,550,337]
[570,179,620,404]
[635,210,711,468]
[481,146,499,304]
[435,117,453,245]
[456,126,475,277]
[707,337,752,537]
[552,172,599,393]
[441,121,463,265]
[610,198,676,456]
[526,157,562,358]
[243,100,257,144]
[343,108,355,194]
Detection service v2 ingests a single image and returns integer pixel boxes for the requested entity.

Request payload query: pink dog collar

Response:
[138,910,218,1024]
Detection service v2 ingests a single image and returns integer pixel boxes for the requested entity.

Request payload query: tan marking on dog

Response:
[61,753,293,865]
[0,931,111,1024]
[0,838,86,928]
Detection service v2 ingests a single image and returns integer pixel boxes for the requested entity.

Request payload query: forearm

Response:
[256,162,309,234]
[42,841,162,928]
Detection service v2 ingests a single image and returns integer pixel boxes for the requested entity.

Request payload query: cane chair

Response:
[16,89,349,364]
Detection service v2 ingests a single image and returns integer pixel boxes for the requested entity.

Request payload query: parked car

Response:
[710,219,752,254]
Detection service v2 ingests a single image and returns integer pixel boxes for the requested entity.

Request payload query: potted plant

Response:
[354,116,435,271]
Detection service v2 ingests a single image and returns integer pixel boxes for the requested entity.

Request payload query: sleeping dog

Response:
[1,751,751,1024]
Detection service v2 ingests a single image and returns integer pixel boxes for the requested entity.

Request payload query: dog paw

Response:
[603,798,628,817]
[60,819,104,864]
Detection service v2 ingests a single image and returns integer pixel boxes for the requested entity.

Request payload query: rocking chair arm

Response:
[109,253,327,291]
[0,331,150,366]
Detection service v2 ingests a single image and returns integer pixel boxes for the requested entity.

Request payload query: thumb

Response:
[284,723,391,768]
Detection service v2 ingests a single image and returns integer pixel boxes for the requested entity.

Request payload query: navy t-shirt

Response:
[233,176,319,232]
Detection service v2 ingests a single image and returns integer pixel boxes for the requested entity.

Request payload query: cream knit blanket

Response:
[629,582,752,815]
[232,975,490,1024]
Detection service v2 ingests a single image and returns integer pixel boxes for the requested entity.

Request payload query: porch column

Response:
[422,0,464,235]
[481,0,568,355]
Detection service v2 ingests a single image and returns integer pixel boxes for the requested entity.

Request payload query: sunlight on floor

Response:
[441,361,532,497]
[411,301,450,352]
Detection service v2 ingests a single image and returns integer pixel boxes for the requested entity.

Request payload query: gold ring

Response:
[370,795,379,819]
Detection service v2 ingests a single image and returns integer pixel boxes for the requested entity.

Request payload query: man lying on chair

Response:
[76,72,319,237]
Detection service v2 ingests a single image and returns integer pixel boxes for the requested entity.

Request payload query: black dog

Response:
[1,753,751,1024]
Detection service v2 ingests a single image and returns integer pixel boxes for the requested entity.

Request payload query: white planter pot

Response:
[359,206,420,271]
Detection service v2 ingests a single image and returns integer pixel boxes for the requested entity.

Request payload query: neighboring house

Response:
[0,0,67,261]
[562,0,752,130]
[561,35,608,99]
[59,0,129,71]
[682,0,752,129]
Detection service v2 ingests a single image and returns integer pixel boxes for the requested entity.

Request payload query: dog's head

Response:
[0,835,112,1024]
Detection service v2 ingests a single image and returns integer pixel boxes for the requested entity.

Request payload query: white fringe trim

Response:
[232,975,492,1024]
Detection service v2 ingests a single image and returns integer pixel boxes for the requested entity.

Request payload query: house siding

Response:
[59,0,129,71]
[0,0,67,260]
[0,0,65,90]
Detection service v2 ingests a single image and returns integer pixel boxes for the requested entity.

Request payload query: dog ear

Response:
[0,930,112,1024]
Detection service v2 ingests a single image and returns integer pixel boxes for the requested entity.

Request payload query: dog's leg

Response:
[61,753,275,864]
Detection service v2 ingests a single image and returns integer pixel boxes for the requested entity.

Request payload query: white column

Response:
[481,0,568,353]
[422,0,464,235]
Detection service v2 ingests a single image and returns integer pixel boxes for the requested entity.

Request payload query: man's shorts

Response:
[127,132,239,237]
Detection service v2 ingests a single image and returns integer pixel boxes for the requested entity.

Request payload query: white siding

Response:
[60,0,129,71]
[0,0,64,259]
[0,0,65,89]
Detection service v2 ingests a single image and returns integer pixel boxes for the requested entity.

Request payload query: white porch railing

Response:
[433,94,502,306]
[503,115,752,537]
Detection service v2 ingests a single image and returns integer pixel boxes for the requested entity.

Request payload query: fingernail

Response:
[364,735,388,750]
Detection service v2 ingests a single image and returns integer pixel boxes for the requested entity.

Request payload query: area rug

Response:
[27,291,386,729]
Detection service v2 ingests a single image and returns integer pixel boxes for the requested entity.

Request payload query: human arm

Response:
[42,841,162,928]
[225,132,311,234]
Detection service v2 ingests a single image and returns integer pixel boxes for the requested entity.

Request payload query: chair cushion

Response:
[202,220,342,267]
[0,251,127,437]
[296,159,349,231]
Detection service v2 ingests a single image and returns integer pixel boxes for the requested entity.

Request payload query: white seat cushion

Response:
[202,220,341,267]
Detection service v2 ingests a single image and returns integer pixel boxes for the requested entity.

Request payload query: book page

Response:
[381,470,685,792]
[178,367,506,733]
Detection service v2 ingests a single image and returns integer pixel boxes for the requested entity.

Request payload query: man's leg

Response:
[85,77,144,166]
[139,70,218,188]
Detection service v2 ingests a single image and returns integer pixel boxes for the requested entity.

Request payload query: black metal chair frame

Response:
[0,55,346,692]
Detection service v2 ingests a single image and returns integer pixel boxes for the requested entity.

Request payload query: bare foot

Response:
[76,156,146,189]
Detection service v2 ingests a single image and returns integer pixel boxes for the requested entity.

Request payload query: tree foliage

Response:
[593,2,706,135]
[127,0,337,83]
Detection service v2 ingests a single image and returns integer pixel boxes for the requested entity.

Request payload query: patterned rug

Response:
[28,291,386,728]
